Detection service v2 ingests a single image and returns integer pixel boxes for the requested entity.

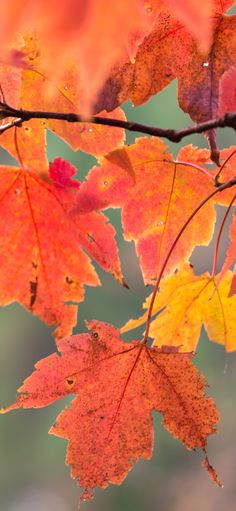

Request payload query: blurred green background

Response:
[1,14,236,509]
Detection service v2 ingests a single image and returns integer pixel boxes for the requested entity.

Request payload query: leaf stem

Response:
[215,149,236,185]
[14,127,25,168]
[175,160,214,180]
[211,193,236,278]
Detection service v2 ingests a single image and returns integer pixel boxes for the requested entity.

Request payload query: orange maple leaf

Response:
[76,138,216,283]
[1,320,220,499]
[0,162,123,338]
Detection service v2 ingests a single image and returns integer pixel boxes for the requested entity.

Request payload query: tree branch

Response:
[0,102,236,143]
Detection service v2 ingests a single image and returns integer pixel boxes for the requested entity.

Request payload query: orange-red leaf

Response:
[164,0,214,49]
[0,164,123,338]
[2,320,219,498]
[0,32,127,169]
[76,138,216,283]
[95,5,236,143]
[0,1,235,115]
[0,1,160,115]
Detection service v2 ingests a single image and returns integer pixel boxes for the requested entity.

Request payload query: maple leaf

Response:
[75,138,216,283]
[122,264,236,352]
[20,30,127,155]
[95,3,235,158]
[0,1,158,115]
[0,162,123,338]
[0,32,127,172]
[1,320,220,499]
[0,1,224,112]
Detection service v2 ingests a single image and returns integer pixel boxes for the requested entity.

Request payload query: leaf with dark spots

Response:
[1,320,220,499]
[0,163,123,338]
[95,5,236,157]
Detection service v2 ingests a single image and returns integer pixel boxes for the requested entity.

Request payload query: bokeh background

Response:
[1,11,236,509]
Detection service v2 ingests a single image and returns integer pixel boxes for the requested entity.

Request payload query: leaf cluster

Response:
[0,0,236,504]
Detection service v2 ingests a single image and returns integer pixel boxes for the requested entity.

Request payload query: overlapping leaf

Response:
[0,160,123,338]
[122,264,236,352]
[1,320,220,498]
[76,138,216,283]
[0,32,127,171]
[1,1,228,113]
[95,2,236,154]
[0,1,155,114]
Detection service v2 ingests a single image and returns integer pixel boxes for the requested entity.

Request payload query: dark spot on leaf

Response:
[87,233,94,243]
[67,378,74,386]
[29,277,38,308]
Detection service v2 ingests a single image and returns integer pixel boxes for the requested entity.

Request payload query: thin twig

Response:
[0,101,236,144]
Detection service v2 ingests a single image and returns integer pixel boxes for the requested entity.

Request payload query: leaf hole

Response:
[65,377,76,389]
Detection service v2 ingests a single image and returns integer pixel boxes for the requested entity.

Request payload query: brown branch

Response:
[0,101,236,143]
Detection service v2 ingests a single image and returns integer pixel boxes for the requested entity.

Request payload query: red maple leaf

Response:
[0,163,123,338]
[1,320,220,499]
